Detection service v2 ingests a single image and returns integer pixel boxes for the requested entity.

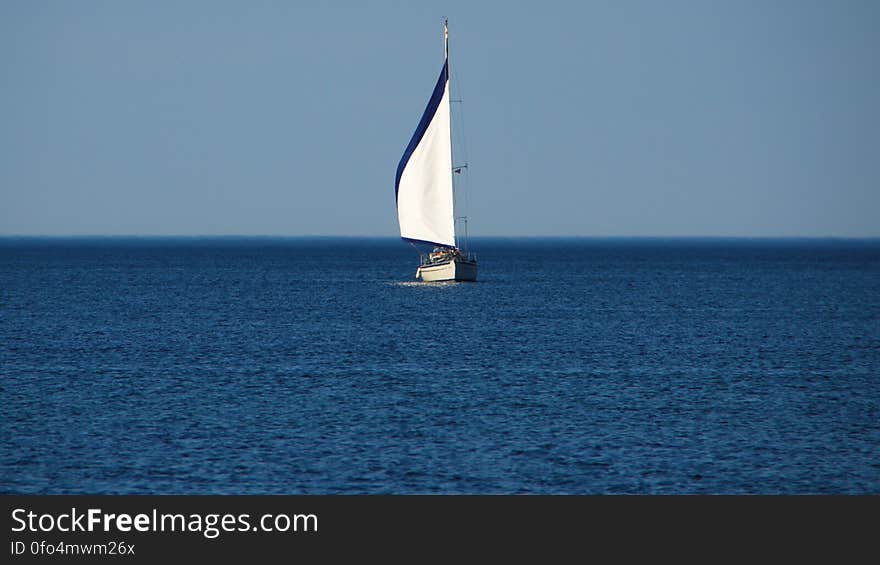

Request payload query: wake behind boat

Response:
[394,20,477,282]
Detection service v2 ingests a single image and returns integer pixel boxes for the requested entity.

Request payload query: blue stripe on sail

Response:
[395,60,448,203]
[401,236,454,249]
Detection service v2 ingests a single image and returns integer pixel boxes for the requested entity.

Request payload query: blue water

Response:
[1,237,878,494]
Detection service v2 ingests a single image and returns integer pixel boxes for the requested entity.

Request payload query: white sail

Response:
[395,60,455,248]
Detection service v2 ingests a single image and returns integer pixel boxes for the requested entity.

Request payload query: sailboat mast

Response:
[445,19,460,251]
[444,19,448,63]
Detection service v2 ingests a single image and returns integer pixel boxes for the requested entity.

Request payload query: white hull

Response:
[416,257,477,282]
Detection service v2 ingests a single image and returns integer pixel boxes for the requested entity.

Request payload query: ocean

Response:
[1,237,878,494]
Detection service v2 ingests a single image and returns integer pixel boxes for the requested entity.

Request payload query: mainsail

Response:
[394,50,455,248]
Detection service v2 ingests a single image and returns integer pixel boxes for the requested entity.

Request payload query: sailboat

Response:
[395,20,477,282]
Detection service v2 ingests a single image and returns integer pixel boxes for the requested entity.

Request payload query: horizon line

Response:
[1,234,879,240]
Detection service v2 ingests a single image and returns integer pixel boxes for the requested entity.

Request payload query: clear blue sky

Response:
[2,1,878,237]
